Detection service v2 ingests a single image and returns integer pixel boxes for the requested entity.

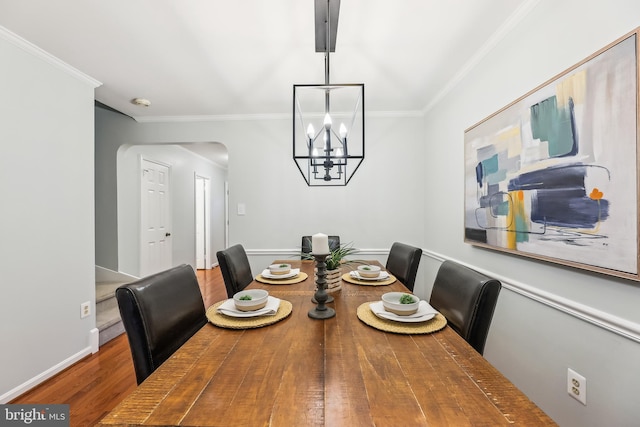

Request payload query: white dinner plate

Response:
[217,296,281,318]
[369,301,437,323]
[260,268,300,279]
[350,271,390,281]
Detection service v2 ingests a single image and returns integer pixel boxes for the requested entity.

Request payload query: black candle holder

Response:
[308,253,336,319]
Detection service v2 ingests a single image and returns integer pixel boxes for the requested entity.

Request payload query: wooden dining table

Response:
[99,260,556,426]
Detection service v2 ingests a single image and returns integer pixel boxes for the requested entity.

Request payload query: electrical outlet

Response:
[80,301,91,319]
[567,368,587,405]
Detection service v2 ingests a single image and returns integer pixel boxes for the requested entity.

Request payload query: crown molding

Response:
[0,25,101,88]
[133,110,423,123]
[422,0,541,114]
[133,113,291,123]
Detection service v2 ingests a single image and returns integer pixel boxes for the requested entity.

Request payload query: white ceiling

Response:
[0,0,533,164]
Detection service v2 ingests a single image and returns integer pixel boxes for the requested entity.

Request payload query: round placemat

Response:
[255,272,308,285]
[356,302,447,334]
[206,300,293,329]
[342,273,396,286]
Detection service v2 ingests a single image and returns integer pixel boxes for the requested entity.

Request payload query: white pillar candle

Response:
[312,233,330,254]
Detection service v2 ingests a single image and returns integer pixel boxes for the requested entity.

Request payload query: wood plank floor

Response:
[10,267,227,427]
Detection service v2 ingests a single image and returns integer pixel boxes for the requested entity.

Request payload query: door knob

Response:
[165,232,171,237]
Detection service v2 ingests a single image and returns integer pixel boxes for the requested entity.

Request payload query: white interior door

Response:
[195,175,211,269]
[225,181,229,249]
[140,159,172,277]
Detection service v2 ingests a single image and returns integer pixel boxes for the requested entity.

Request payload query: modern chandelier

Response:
[293,0,365,186]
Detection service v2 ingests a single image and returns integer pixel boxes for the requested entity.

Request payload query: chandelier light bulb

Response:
[323,113,332,129]
[339,123,347,138]
[312,147,319,157]
[307,123,315,139]
[335,148,343,157]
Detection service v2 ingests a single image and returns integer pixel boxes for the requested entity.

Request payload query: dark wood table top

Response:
[99,260,555,426]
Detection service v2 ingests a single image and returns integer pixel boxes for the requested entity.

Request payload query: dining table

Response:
[99,259,556,426]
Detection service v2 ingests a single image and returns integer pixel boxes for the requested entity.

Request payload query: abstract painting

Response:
[464,29,639,279]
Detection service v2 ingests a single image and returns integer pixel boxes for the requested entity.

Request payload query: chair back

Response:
[116,264,207,384]
[429,260,501,355]
[385,242,422,291]
[301,235,341,257]
[216,244,254,298]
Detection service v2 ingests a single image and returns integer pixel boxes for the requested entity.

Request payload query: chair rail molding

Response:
[246,248,390,257]
[422,249,640,344]
[244,247,640,343]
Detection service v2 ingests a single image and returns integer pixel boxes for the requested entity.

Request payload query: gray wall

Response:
[95,107,134,271]
[422,0,640,425]
[0,28,98,401]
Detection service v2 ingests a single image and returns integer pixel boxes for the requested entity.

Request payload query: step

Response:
[96,280,129,346]
[97,297,120,329]
[97,281,125,303]
[99,317,125,347]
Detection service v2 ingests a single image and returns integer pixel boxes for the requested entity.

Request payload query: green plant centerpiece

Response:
[303,242,362,292]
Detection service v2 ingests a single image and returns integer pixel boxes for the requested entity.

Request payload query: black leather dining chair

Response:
[115,264,207,384]
[429,260,501,355]
[216,244,254,298]
[301,235,341,257]
[385,242,422,292]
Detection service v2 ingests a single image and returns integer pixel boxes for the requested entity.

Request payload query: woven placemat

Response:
[255,272,308,285]
[206,300,293,329]
[342,273,396,286]
[356,302,447,334]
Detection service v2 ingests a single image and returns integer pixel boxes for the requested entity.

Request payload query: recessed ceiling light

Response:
[131,98,151,107]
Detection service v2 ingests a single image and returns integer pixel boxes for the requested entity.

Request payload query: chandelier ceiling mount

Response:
[293,0,365,187]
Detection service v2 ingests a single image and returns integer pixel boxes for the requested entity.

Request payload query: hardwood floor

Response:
[196,266,229,308]
[10,267,227,427]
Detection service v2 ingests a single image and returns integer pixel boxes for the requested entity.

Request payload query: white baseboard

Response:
[90,328,100,354]
[0,346,91,403]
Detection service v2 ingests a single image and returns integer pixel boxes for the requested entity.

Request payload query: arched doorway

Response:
[116,142,228,277]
